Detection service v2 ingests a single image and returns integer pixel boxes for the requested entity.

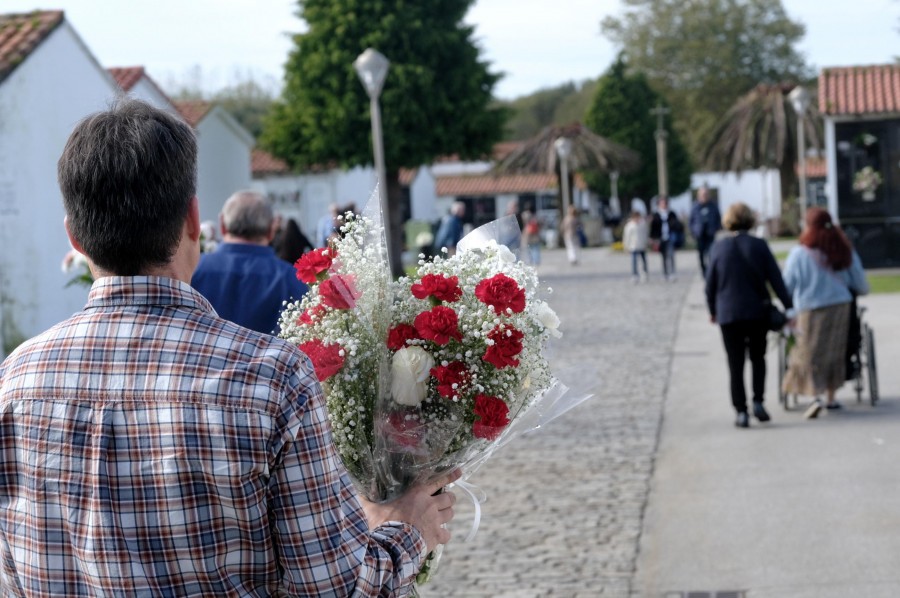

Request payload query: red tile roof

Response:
[819,64,900,116]
[436,173,558,197]
[804,157,827,178]
[107,66,144,91]
[399,168,417,186]
[0,10,63,85]
[251,148,290,175]
[174,100,214,127]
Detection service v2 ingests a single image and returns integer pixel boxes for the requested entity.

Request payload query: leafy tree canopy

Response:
[601,0,812,162]
[165,67,278,139]
[584,56,692,201]
[501,80,598,141]
[260,0,508,172]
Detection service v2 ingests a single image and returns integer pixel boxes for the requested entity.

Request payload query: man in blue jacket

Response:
[192,190,308,334]
[689,186,722,277]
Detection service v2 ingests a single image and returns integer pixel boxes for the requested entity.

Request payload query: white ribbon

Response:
[449,480,487,542]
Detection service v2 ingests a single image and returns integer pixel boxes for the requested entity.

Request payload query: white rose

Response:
[391,346,435,406]
[535,301,562,338]
[494,243,516,264]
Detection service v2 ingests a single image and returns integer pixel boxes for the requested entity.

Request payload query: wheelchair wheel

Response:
[865,324,878,406]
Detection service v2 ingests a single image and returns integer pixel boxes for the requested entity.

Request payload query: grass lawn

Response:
[868,273,900,294]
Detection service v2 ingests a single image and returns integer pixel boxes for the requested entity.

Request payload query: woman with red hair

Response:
[782,207,869,418]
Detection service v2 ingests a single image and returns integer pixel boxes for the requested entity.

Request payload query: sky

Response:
[6,0,899,100]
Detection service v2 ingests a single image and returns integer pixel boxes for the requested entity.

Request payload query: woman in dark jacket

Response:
[705,203,793,428]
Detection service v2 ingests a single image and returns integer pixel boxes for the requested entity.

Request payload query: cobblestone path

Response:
[424,246,693,597]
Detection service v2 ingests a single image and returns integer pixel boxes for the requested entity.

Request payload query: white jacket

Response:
[623,219,648,251]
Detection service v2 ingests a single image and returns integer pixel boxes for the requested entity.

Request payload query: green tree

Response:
[601,0,812,162]
[261,0,508,276]
[501,80,599,141]
[584,57,692,203]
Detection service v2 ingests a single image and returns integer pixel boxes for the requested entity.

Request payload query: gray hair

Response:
[221,191,273,239]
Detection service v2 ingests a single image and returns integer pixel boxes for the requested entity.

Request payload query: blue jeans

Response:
[528,242,541,265]
[660,239,676,277]
[631,251,647,276]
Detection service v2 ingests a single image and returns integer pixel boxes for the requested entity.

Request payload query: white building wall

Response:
[0,22,119,357]
[410,169,437,221]
[195,108,253,221]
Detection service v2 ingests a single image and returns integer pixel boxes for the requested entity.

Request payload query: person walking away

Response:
[781,207,870,418]
[272,216,314,264]
[434,201,466,256]
[521,205,542,265]
[649,195,683,281]
[0,99,459,597]
[706,203,793,428]
[689,186,722,277]
[623,210,649,283]
[191,190,309,335]
[561,205,582,265]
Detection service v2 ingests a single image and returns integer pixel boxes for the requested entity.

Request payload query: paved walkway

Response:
[428,245,692,597]
[425,242,900,597]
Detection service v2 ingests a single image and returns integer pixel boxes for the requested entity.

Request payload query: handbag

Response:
[765,301,787,331]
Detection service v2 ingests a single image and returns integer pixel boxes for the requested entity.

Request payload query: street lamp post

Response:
[789,85,811,229]
[554,137,573,214]
[650,104,670,196]
[354,48,391,258]
[610,170,620,216]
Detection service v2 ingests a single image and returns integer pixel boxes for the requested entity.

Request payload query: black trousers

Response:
[720,319,768,413]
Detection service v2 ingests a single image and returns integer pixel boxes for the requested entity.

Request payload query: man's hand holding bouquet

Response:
[279,190,587,591]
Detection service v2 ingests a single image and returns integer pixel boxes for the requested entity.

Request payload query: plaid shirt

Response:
[0,277,424,597]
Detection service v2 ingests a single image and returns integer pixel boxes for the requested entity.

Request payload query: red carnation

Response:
[320,274,362,310]
[411,274,463,303]
[474,273,526,314]
[294,248,337,284]
[483,325,524,369]
[297,303,328,325]
[414,306,462,345]
[387,323,421,351]
[430,361,470,398]
[473,394,510,441]
[298,338,344,381]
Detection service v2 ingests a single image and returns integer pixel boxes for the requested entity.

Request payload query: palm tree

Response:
[495,122,640,175]
[703,82,823,212]
[494,123,640,216]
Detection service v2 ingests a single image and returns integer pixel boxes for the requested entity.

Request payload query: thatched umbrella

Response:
[494,122,641,176]
[703,82,823,206]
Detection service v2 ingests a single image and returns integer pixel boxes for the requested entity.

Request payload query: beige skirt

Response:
[782,302,851,397]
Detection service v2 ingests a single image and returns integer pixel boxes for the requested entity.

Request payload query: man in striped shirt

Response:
[0,99,458,597]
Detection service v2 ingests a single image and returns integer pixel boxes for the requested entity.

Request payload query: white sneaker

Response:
[804,399,823,419]
[640,273,648,283]
[632,276,640,285]
[669,274,678,282]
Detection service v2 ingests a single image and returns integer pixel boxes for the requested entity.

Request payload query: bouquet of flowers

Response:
[853,166,882,196]
[278,190,585,589]
[61,247,93,288]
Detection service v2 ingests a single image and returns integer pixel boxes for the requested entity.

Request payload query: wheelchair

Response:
[777,301,877,410]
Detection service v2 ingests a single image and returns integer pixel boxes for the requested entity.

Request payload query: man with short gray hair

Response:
[191,190,308,334]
